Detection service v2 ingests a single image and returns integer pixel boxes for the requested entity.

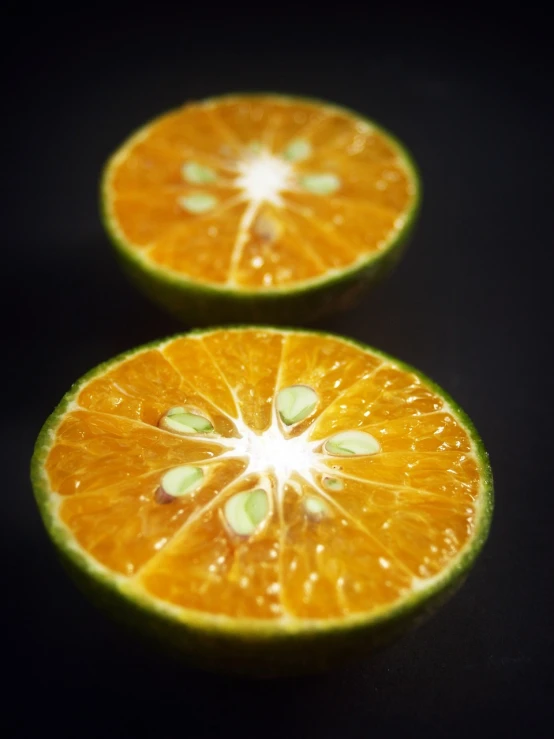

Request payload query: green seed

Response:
[282,138,312,162]
[179,193,218,213]
[277,385,318,425]
[182,162,218,185]
[224,489,269,536]
[299,173,341,195]
[244,489,269,526]
[159,465,204,498]
[323,477,344,491]
[161,407,214,434]
[305,497,327,517]
[254,212,283,242]
[324,430,380,456]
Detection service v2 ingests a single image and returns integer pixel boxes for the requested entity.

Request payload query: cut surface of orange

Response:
[102,95,420,324]
[32,328,492,673]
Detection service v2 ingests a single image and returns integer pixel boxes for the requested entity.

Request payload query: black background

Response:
[3,3,554,737]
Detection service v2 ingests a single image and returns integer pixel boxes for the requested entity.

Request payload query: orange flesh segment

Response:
[106,97,415,289]
[140,475,283,619]
[279,479,414,618]
[44,330,482,620]
[60,459,246,577]
[200,329,284,431]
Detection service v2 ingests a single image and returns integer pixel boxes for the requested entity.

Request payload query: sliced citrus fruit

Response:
[102,94,420,325]
[31,328,492,675]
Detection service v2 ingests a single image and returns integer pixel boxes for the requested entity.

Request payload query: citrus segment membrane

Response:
[37,329,490,623]
[105,96,417,291]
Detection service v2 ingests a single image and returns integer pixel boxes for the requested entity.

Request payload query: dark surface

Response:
[4,4,554,737]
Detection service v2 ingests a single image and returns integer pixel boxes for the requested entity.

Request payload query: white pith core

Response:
[218,415,319,494]
[234,151,294,207]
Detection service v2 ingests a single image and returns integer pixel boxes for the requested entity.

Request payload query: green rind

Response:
[30,327,493,677]
[100,93,422,326]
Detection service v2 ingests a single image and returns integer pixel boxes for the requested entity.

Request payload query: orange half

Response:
[102,95,420,323]
[32,328,492,650]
